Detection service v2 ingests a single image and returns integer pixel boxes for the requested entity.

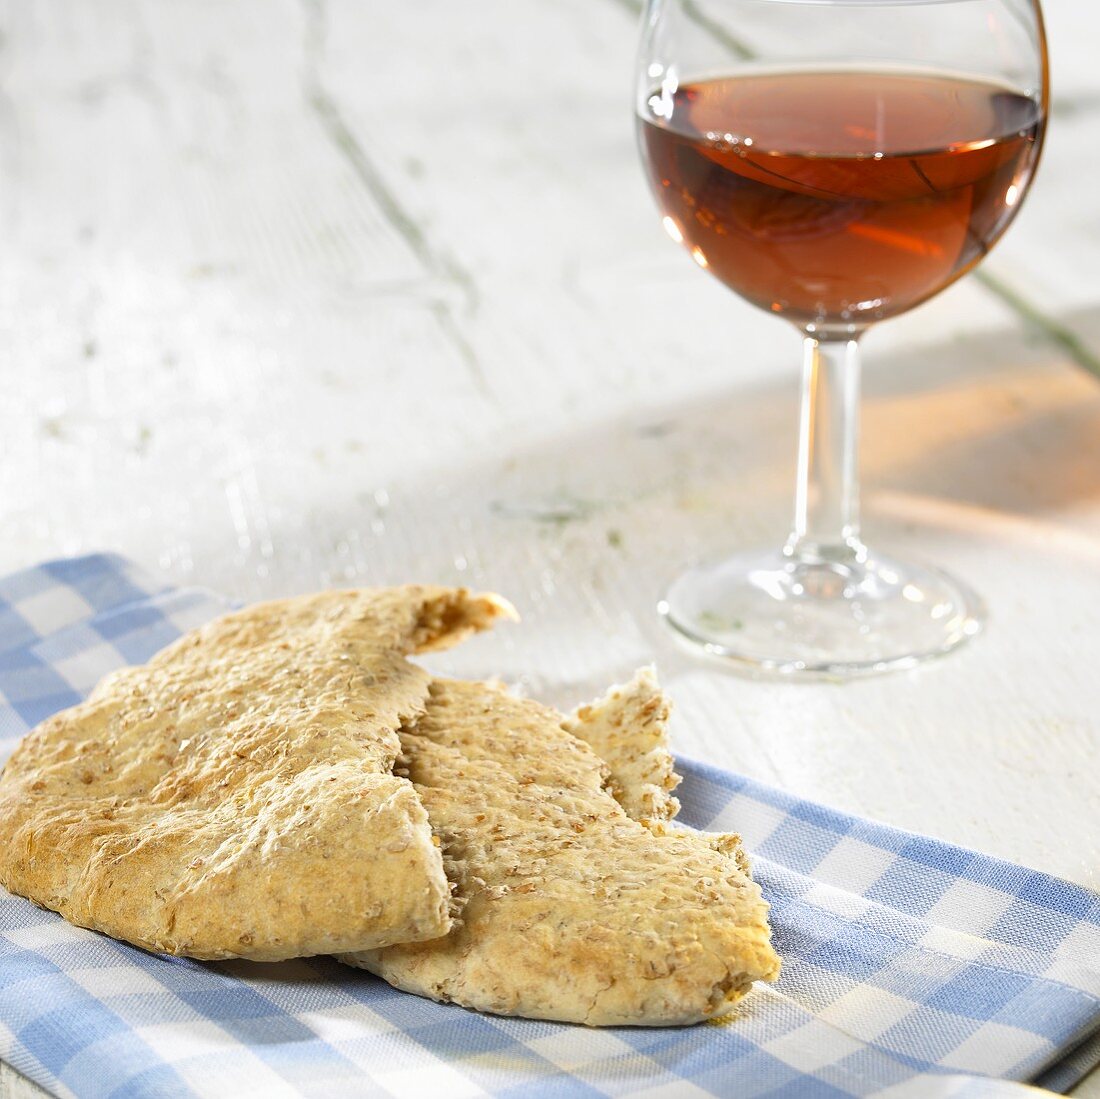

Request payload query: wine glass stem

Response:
[789,332,864,560]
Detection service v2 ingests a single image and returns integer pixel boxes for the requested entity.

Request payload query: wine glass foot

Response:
[659,543,984,679]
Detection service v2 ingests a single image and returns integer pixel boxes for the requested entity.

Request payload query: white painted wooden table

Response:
[0,1,1097,1096]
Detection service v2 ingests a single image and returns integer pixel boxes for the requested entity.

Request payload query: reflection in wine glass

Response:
[636,0,1048,676]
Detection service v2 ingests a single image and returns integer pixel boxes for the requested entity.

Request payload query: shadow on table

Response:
[155,303,1100,704]
[175,302,1100,699]
[466,301,1100,526]
[314,302,1100,699]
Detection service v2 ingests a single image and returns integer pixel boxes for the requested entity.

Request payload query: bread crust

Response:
[343,678,780,1025]
[0,586,514,961]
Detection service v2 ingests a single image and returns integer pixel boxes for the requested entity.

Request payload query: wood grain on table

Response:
[0,0,1096,1095]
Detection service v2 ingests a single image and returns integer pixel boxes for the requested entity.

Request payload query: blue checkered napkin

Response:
[0,555,1096,1099]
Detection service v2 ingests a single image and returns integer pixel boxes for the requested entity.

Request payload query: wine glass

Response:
[636,0,1048,676]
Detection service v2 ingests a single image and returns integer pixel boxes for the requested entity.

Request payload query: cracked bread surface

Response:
[0,586,514,961]
[342,677,780,1025]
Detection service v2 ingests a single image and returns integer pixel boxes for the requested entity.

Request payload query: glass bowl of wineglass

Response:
[636,0,1048,677]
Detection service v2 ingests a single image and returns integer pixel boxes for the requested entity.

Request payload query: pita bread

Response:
[563,666,681,824]
[343,678,779,1026]
[0,586,514,961]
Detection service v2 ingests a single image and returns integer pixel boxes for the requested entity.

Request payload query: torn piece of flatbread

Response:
[0,586,514,961]
[342,678,779,1026]
[569,670,759,929]
[563,666,681,824]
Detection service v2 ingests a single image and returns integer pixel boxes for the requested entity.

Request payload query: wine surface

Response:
[638,71,1043,326]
